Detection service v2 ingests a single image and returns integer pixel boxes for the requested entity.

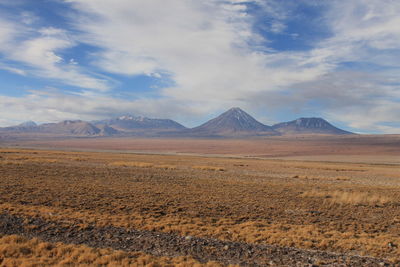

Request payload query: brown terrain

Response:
[0,134,399,266]
[2,134,400,162]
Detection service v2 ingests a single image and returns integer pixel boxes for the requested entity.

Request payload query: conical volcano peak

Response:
[222,107,252,116]
[190,107,279,136]
[217,107,264,127]
[224,107,250,118]
[227,107,244,113]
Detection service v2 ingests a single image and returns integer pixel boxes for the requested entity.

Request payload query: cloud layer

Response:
[0,0,399,133]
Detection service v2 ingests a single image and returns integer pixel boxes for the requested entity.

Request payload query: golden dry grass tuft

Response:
[0,234,225,267]
[301,190,393,205]
[110,161,154,168]
[192,166,226,171]
[154,164,177,170]
[109,161,177,169]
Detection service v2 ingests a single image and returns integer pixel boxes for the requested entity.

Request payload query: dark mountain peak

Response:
[294,117,329,127]
[215,107,263,126]
[190,107,279,136]
[272,117,353,135]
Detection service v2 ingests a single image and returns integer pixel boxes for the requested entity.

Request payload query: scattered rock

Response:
[0,213,394,266]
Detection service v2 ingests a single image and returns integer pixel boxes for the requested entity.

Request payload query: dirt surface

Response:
[0,148,399,265]
[0,213,391,266]
[2,135,400,163]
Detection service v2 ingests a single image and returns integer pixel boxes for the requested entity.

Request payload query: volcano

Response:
[272,118,353,135]
[188,107,279,137]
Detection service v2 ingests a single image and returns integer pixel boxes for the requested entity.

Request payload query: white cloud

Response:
[328,0,400,49]
[0,18,16,46]
[10,29,71,66]
[66,0,327,108]
[327,100,400,134]
[0,0,399,133]
[312,0,400,66]
[0,63,26,75]
[242,0,400,133]
[286,71,400,133]
[0,20,111,91]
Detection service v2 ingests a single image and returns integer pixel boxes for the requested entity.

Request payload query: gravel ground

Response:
[0,213,392,266]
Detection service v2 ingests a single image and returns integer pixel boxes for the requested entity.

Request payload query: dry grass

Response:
[1,148,400,263]
[109,161,177,169]
[154,164,177,170]
[2,203,400,263]
[0,234,224,267]
[0,159,58,165]
[301,190,393,205]
[110,161,155,168]
[192,165,226,171]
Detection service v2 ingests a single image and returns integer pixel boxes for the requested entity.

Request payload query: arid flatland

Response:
[0,146,399,266]
[3,134,400,163]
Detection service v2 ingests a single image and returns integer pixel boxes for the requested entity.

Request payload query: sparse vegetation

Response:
[110,161,178,169]
[0,148,399,264]
[192,165,225,171]
[301,190,393,205]
[110,161,155,168]
[0,234,221,266]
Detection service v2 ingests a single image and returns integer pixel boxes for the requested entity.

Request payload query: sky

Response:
[0,0,400,133]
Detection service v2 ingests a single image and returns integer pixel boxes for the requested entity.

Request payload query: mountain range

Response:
[94,115,185,132]
[0,107,354,138]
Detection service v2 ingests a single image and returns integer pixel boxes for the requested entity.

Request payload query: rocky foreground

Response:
[0,213,391,266]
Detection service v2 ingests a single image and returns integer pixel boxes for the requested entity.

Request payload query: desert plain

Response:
[0,135,400,266]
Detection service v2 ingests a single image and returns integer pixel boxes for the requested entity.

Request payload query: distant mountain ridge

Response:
[272,117,353,135]
[0,108,354,137]
[1,121,38,132]
[94,115,186,132]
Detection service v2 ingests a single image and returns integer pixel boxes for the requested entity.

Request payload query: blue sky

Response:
[0,0,400,133]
